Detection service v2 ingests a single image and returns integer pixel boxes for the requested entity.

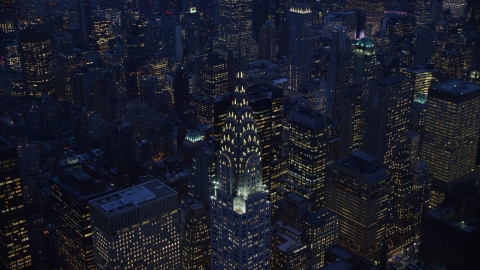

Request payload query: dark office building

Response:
[0,137,32,270]
[419,207,480,270]
[51,164,113,269]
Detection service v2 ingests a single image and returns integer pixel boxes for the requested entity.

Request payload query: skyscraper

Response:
[282,108,327,211]
[364,75,417,248]
[329,26,349,119]
[414,27,434,67]
[347,0,385,36]
[421,80,480,201]
[216,0,256,63]
[258,20,276,60]
[90,180,180,269]
[0,137,32,270]
[199,53,229,99]
[51,164,113,270]
[288,4,312,92]
[18,26,55,97]
[325,151,393,258]
[78,0,93,48]
[210,73,271,269]
[401,64,438,101]
[353,38,376,87]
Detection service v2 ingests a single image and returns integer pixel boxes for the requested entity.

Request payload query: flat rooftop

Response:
[431,80,480,96]
[90,180,176,217]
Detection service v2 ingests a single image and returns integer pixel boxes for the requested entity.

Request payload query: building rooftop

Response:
[356,38,374,48]
[90,180,176,217]
[431,80,480,96]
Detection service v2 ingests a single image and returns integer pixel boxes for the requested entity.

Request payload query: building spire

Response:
[217,71,263,199]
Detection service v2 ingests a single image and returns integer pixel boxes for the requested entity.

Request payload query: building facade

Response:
[0,137,32,270]
[89,180,180,269]
[210,74,271,269]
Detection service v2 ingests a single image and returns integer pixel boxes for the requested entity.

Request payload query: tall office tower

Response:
[347,0,385,36]
[192,147,216,202]
[247,83,283,200]
[420,80,480,204]
[410,161,432,229]
[16,137,39,176]
[112,120,139,188]
[55,50,85,101]
[210,74,271,269]
[93,10,114,52]
[183,7,201,58]
[90,180,180,269]
[414,28,434,67]
[78,0,93,48]
[303,78,328,116]
[401,64,438,101]
[199,53,229,99]
[339,86,364,158]
[325,151,393,258]
[71,67,97,112]
[353,38,376,88]
[443,0,467,18]
[18,26,55,97]
[364,75,416,247]
[258,20,276,60]
[329,26,349,119]
[172,68,190,110]
[364,75,413,170]
[0,137,31,270]
[274,193,339,267]
[288,4,312,92]
[323,11,358,40]
[180,200,211,270]
[217,0,256,63]
[51,164,113,270]
[252,0,268,39]
[161,12,182,63]
[124,19,146,100]
[282,108,327,211]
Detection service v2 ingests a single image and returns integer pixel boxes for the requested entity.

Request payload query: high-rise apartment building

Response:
[282,108,327,211]
[210,74,271,269]
[18,26,55,97]
[90,180,180,269]
[288,4,312,92]
[325,151,393,258]
[216,0,256,63]
[421,80,480,193]
[0,137,32,270]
